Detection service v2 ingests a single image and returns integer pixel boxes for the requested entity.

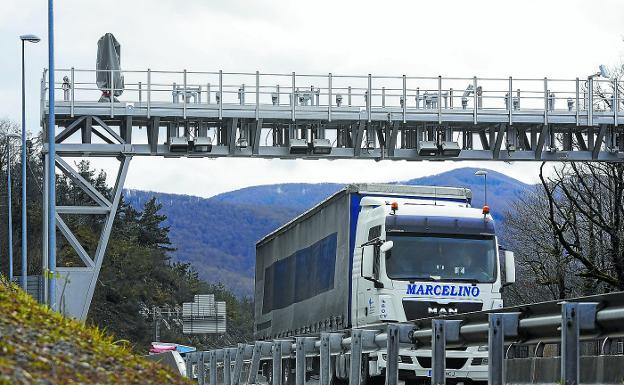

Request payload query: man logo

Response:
[427,306,459,315]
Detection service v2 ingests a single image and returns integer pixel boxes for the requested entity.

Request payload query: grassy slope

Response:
[0,279,192,385]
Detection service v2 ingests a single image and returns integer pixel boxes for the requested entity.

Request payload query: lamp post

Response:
[20,34,40,291]
[47,0,57,310]
[3,134,20,281]
[588,64,610,80]
[474,170,488,207]
[586,65,610,111]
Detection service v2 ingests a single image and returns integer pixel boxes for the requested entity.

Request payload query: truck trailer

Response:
[254,183,515,384]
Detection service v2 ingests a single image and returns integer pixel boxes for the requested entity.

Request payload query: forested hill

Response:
[124,168,530,296]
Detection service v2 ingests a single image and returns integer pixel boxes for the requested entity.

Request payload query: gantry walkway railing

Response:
[43,68,624,161]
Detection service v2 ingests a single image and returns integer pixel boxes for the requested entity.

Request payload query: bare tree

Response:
[0,118,44,278]
[503,185,582,304]
[539,162,624,292]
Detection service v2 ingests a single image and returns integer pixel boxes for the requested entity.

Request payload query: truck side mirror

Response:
[362,246,375,280]
[380,241,393,253]
[503,250,516,285]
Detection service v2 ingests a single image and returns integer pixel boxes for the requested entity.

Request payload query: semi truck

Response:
[254,183,515,384]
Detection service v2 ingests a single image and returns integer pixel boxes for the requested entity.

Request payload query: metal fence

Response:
[183,291,624,385]
[46,68,622,126]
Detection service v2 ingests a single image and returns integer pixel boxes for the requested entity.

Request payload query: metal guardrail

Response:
[182,292,624,385]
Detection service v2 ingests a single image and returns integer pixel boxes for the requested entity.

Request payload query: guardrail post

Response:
[384,324,415,385]
[197,351,206,385]
[232,344,246,385]
[273,343,282,385]
[431,320,445,385]
[349,330,363,385]
[320,333,343,385]
[210,350,218,385]
[224,348,233,385]
[385,325,400,385]
[248,342,272,384]
[561,302,598,385]
[186,353,194,379]
[431,319,461,385]
[488,313,520,385]
[296,337,315,385]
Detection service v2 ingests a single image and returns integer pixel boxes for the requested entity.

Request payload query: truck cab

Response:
[352,195,515,383]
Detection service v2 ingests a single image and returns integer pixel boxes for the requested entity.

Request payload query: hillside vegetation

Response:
[0,132,255,353]
[0,278,192,385]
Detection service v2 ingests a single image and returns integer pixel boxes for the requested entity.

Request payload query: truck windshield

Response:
[385,233,497,283]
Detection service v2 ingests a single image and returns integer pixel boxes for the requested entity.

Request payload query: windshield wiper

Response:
[447,277,482,284]
[402,276,441,282]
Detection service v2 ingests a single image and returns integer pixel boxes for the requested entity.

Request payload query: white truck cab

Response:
[352,195,515,383]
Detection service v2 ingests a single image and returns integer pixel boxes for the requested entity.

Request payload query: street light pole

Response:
[20,34,40,291]
[47,0,57,310]
[475,169,488,207]
[7,139,13,281]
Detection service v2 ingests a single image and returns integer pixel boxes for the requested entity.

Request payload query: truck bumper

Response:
[378,349,488,382]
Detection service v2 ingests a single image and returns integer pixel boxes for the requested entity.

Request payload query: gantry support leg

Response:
[44,153,131,319]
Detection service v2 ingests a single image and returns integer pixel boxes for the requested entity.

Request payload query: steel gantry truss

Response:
[41,67,624,319]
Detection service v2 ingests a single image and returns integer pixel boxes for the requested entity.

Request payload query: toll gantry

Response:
[45,68,624,161]
[41,67,623,320]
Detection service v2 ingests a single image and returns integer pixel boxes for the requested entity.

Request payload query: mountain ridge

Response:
[123,167,531,296]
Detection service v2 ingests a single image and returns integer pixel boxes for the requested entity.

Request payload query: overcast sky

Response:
[1,0,623,197]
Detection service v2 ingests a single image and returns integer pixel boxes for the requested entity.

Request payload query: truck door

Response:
[354,224,381,326]
[357,245,378,326]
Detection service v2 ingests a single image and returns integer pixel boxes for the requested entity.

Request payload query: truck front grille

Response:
[416,357,468,370]
[402,300,482,320]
